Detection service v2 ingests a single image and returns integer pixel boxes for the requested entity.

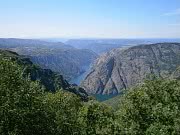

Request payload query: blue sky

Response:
[0,0,180,38]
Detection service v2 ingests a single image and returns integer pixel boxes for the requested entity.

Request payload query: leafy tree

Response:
[0,59,53,135]
[115,79,180,134]
[43,91,83,135]
[78,101,119,135]
[3,57,180,135]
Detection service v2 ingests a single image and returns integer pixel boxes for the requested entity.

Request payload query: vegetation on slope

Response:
[116,79,180,134]
[103,94,123,110]
[1,55,180,134]
[0,50,88,100]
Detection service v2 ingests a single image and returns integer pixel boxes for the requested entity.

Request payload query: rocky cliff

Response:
[81,43,180,95]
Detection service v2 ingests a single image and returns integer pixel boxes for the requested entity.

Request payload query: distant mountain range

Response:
[0,38,73,49]
[66,38,180,54]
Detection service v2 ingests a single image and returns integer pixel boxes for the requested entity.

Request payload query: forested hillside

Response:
[1,56,180,134]
[0,50,88,101]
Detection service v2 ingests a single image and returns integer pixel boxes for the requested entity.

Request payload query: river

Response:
[70,65,91,85]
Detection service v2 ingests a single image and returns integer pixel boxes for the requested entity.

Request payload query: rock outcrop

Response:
[81,43,180,95]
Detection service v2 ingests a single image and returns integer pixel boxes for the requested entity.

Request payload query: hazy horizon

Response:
[0,0,180,38]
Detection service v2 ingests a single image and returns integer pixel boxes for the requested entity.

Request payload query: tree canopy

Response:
[1,58,180,134]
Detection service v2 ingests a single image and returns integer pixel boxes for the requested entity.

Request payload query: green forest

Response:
[1,54,180,135]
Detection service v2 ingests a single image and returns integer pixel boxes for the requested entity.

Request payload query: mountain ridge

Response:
[81,43,180,95]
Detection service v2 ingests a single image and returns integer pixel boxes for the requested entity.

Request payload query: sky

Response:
[0,0,180,38]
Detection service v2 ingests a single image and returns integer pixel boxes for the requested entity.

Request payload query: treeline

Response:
[1,59,180,135]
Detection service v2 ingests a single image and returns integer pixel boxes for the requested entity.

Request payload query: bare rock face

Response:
[81,43,180,95]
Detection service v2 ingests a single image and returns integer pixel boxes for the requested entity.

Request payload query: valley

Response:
[1,38,180,134]
[0,38,97,81]
[1,0,180,134]
[69,65,91,85]
[1,38,180,101]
